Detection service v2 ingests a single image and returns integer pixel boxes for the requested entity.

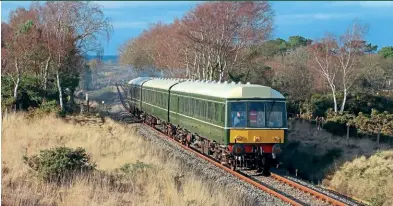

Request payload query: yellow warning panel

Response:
[230,129,284,144]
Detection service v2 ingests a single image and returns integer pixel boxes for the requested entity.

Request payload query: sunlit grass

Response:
[1,113,241,206]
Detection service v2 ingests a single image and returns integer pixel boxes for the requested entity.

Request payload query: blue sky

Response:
[2,1,393,55]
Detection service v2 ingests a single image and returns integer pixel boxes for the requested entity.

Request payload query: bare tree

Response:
[118,38,154,71]
[40,1,112,110]
[359,54,388,93]
[2,8,41,102]
[336,22,368,112]
[275,46,314,113]
[179,1,274,81]
[309,34,340,112]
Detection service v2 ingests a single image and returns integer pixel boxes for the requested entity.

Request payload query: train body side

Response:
[127,77,152,110]
[138,78,182,122]
[128,78,287,149]
[169,90,227,144]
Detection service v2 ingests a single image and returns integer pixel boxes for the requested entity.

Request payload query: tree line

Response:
[1,1,112,113]
[119,1,393,139]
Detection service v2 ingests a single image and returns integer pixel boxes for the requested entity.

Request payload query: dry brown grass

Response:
[328,151,393,206]
[286,120,393,205]
[288,120,392,161]
[1,113,241,206]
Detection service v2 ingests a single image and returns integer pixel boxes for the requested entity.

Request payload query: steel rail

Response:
[144,123,303,206]
[115,84,350,206]
[269,173,348,206]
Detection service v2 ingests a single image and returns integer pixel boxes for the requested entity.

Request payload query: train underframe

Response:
[129,104,276,176]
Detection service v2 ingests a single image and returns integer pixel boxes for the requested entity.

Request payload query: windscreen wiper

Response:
[266,100,276,124]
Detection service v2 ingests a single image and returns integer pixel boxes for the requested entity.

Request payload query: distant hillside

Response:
[85,55,118,63]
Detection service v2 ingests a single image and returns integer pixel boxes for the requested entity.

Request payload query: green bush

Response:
[57,109,67,118]
[40,100,59,113]
[1,73,80,113]
[26,100,61,118]
[323,121,347,136]
[355,110,393,138]
[1,97,16,111]
[345,93,393,115]
[323,110,357,136]
[117,161,153,174]
[302,93,393,118]
[23,147,96,182]
[303,94,334,117]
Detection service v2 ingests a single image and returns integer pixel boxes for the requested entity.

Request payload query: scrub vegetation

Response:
[2,1,393,205]
[1,113,243,206]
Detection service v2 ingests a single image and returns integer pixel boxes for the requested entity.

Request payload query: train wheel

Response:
[186,133,192,148]
[261,155,272,176]
[200,141,205,154]
[231,160,237,171]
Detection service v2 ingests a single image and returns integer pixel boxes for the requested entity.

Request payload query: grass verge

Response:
[279,119,393,205]
[2,113,243,206]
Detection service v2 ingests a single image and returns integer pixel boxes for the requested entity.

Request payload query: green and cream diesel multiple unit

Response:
[127,77,287,157]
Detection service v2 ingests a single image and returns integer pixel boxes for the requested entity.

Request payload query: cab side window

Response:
[230,102,247,127]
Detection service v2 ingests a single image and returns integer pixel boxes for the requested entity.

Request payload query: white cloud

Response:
[1,1,32,6]
[331,1,393,8]
[359,1,393,8]
[276,12,356,25]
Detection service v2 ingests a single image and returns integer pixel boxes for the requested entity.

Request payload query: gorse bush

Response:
[26,100,62,119]
[356,110,393,137]
[321,109,393,141]
[39,100,60,113]
[323,109,357,136]
[118,161,153,174]
[302,93,393,118]
[301,94,334,117]
[23,147,96,183]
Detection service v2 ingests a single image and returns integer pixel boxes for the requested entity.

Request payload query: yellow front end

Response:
[229,129,285,144]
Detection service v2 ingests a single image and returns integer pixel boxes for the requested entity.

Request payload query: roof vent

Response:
[246,82,250,85]
[238,81,242,84]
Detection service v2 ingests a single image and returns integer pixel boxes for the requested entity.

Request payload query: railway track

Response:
[114,84,365,206]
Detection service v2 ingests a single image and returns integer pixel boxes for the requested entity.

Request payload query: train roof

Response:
[172,80,285,99]
[128,77,152,85]
[143,78,184,90]
[128,77,285,99]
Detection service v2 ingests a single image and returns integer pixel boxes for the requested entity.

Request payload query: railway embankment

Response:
[85,86,393,205]
[1,110,289,206]
[278,119,393,205]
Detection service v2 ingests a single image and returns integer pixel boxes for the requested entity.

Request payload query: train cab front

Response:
[227,100,287,175]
